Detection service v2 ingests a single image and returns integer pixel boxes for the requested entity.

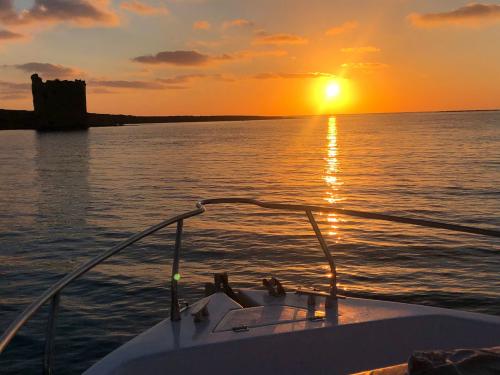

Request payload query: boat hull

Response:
[85,290,500,374]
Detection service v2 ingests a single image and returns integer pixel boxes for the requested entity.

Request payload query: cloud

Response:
[156,73,205,85]
[0,93,27,100]
[233,49,287,59]
[0,80,30,100]
[0,73,235,98]
[0,0,119,27]
[187,39,225,49]
[0,1,17,21]
[89,79,166,89]
[157,73,235,83]
[193,20,210,30]
[132,50,205,65]
[11,62,81,78]
[253,32,308,45]
[222,18,253,30]
[89,88,115,94]
[88,73,235,93]
[132,50,231,65]
[341,46,380,53]
[131,49,283,66]
[325,21,358,36]
[253,72,335,80]
[341,62,389,72]
[209,73,236,82]
[120,1,169,15]
[0,80,30,91]
[0,29,24,41]
[409,3,500,28]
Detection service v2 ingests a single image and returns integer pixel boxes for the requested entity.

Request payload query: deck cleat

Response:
[262,277,286,297]
[190,296,210,323]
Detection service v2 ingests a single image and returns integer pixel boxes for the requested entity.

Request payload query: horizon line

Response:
[1,107,499,119]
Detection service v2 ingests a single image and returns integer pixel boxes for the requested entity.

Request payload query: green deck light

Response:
[173,273,181,281]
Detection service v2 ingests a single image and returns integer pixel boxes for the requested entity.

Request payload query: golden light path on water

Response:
[324,116,342,207]
[322,116,345,286]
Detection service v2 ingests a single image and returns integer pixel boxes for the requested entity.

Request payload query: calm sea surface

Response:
[0,112,499,373]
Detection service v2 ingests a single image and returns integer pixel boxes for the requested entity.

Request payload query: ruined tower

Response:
[31,74,88,130]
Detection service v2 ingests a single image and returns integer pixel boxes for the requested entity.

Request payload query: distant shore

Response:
[0,109,290,131]
[1,108,499,131]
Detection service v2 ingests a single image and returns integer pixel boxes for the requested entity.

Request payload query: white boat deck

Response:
[85,290,500,375]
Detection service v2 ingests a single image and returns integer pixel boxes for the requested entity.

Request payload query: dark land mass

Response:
[0,109,289,131]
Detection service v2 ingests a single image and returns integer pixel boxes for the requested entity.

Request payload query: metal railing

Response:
[1,198,499,374]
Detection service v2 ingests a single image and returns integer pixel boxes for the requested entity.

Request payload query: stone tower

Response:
[31,74,88,130]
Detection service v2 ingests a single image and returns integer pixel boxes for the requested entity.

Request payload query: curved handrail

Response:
[199,198,500,238]
[0,206,204,353]
[1,197,499,368]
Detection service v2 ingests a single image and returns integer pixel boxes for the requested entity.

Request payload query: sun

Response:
[325,82,341,99]
[310,77,352,114]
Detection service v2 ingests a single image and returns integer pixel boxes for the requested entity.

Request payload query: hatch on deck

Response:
[214,305,319,332]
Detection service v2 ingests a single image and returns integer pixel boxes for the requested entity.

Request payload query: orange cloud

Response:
[253,32,308,45]
[253,72,336,80]
[0,80,30,100]
[234,49,287,59]
[341,46,380,53]
[193,20,211,30]
[120,1,169,15]
[325,21,358,36]
[341,62,388,72]
[187,39,226,48]
[222,18,253,30]
[409,3,500,28]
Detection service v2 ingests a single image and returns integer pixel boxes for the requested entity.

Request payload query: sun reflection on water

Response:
[324,117,344,242]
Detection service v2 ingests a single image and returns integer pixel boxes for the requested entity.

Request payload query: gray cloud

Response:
[132,50,233,66]
[0,0,118,26]
[409,3,500,27]
[156,74,206,84]
[0,0,16,20]
[12,62,80,78]
[132,50,210,65]
[89,79,166,90]
[88,73,236,93]
[210,73,236,82]
[157,73,235,83]
[0,29,23,40]
[89,88,115,94]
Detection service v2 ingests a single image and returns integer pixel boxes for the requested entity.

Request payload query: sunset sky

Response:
[1,1,500,115]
